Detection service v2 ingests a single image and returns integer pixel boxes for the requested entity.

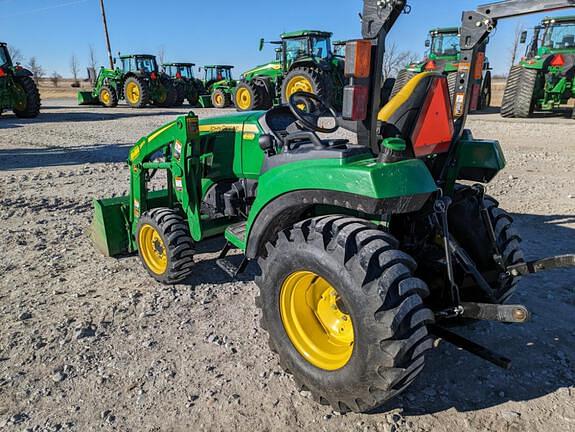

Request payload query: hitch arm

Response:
[507,254,575,276]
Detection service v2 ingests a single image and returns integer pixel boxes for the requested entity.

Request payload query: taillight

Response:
[176,72,182,79]
[150,72,157,80]
[342,40,372,121]
[0,68,5,77]
[424,60,436,71]
[550,54,565,67]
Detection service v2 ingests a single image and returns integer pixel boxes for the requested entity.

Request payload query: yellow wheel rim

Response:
[286,76,314,99]
[280,271,354,371]
[13,84,27,111]
[236,88,252,110]
[138,225,168,275]
[126,82,141,104]
[214,92,223,106]
[101,89,110,105]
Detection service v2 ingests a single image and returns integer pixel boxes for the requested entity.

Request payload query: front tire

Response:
[99,86,118,108]
[136,208,195,284]
[256,216,434,413]
[211,88,230,108]
[13,76,41,118]
[234,80,266,112]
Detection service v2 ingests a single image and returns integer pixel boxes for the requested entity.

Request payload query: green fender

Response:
[242,157,438,258]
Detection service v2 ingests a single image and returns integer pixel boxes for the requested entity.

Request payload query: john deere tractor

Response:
[91,0,575,414]
[391,27,492,111]
[233,30,345,112]
[0,42,41,118]
[502,15,575,118]
[78,54,178,108]
[163,63,201,107]
[198,65,236,109]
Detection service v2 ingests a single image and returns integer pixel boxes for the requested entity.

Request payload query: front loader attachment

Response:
[90,196,131,257]
[77,91,100,106]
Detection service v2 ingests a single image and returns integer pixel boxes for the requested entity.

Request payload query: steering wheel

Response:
[288,92,339,134]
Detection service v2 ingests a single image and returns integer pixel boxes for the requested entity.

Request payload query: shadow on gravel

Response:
[0,143,133,170]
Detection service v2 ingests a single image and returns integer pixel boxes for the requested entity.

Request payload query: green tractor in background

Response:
[0,42,41,118]
[391,27,492,111]
[90,0,575,416]
[233,30,345,112]
[78,54,178,108]
[199,65,236,109]
[162,62,201,107]
[502,15,575,119]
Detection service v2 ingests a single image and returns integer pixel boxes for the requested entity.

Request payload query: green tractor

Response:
[391,27,492,111]
[78,54,178,108]
[502,15,575,118]
[198,65,236,109]
[0,42,41,118]
[162,62,201,107]
[91,0,575,414]
[233,30,345,112]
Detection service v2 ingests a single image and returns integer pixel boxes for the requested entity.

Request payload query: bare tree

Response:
[382,42,418,80]
[509,23,525,69]
[70,54,80,86]
[28,57,44,84]
[88,45,98,70]
[50,72,62,87]
[8,46,23,64]
[157,46,166,66]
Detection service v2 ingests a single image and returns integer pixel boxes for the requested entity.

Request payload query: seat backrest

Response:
[378,72,454,158]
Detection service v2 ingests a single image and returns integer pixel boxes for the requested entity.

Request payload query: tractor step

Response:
[224,221,247,249]
[216,240,249,278]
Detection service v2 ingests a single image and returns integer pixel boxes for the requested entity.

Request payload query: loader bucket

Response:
[77,91,99,106]
[198,95,213,108]
[90,196,131,257]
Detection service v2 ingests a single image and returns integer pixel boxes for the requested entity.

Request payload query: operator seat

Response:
[378,72,454,158]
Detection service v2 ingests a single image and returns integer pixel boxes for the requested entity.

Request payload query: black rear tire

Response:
[513,68,538,118]
[187,86,199,106]
[501,65,522,118]
[13,76,41,118]
[281,67,331,106]
[389,70,417,100]
[136,208,195,284]
[449,192,525,304]
[256,216,434,413]
[155,84,178,107]
[174,83,186,106]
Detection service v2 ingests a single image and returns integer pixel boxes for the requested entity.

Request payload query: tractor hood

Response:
[241,61,283,80]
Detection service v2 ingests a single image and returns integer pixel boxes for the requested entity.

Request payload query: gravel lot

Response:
[0,100,574,432]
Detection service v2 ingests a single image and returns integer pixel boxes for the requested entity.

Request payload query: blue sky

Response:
[1,0,572,78]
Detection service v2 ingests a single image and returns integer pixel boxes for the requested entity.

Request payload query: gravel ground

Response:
[0,100,574,432]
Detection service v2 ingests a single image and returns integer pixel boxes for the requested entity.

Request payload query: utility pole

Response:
[99,0,114,69]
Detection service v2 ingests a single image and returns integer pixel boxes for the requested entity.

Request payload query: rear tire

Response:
[449,192,525,304]
[513,68,538,118]
[281,67,330,106]
[99,86,118,108]
[155,84,178,107]
[389,70,417,100]
[187,86,199,106]
[136,208,195,284]
[501,65,522,118]
[124,76,149,108]
[211,89,231,108]
[256,216,434,413]
[174,83,186,106]
[13,76,41,118]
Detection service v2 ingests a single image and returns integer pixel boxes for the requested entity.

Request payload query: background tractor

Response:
[233,30,345,112]
[390,27,492,111]
[163,62,202,107]
[78,54,178,108]
[501,15,575,119]
[90,0,575,416]
[198,65,236,109]
[0,42,41,118]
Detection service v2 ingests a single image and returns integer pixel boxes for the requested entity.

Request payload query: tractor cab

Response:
[281,30,334,70]
[540,16,575,53]
[203,65,234,87]
[428,28,460,60]
[119,54,159,75]
[164,63,196,80]
[0,43,12,68]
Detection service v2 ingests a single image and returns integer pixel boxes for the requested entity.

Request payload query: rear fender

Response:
[243,158,437,258]
[13,68,33,78]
